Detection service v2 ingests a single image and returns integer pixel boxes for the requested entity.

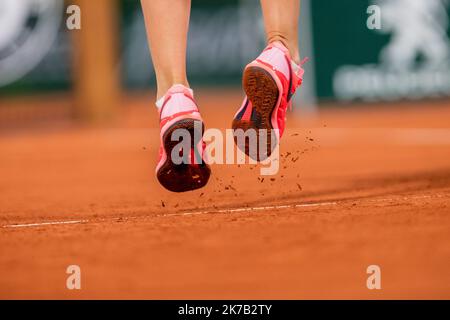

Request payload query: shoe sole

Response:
[232,66,279,161]
[157,118,210,192]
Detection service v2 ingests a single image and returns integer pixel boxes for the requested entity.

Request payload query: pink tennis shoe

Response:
[155,84,210,192]
[155,43,305,191]
[232,41,306,160]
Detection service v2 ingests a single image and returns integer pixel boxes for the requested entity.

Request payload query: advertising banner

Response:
[311,0,450,101]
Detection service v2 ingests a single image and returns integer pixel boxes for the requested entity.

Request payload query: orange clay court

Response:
[0,91,449,299]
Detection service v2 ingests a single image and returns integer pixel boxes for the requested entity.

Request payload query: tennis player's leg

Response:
[141,0,190,99]
[141,0,210,192]
[232,0,306,161]
[260,0,301,64]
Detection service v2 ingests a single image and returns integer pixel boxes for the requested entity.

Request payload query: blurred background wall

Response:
[0,0,449,124]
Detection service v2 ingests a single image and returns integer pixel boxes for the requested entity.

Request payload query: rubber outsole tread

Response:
[157,119,210,192]
[232,66,279,161]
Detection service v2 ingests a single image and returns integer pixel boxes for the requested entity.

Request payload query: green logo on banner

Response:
[313,0,450,101]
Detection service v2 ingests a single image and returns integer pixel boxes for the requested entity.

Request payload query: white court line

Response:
[4,220,88,228]
[167,201,338,218]
[1,201,338,229]
[2,194,448,230]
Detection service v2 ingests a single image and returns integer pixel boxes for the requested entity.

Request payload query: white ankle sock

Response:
[155,84,194,109]
[155,96,165,109]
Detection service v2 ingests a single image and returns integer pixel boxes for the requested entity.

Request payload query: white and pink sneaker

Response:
[155,84,210,192]
[232,41,306,160]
